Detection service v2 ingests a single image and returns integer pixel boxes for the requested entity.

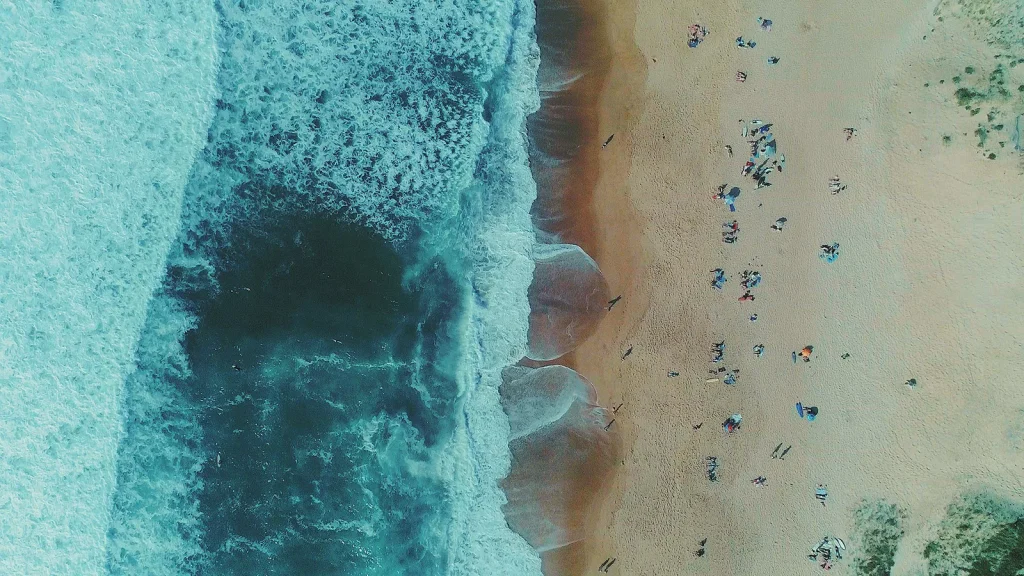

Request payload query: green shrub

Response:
[924,493,1024,576]
[852,500,906,576]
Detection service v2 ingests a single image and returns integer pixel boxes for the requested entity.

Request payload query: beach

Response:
[3,0,1019,573]
[568,0,1024,573]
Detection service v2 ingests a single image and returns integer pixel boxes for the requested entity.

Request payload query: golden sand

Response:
[566,0,1024,574]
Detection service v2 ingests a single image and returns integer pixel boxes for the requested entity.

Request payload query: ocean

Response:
[2,0,558,573]
[2,0,616,572]
[104,0,547,574]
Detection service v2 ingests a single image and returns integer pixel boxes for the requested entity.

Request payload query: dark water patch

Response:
[967,519,1024,575]
[179,212,462,575]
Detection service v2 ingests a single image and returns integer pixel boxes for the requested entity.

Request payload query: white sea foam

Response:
[177,0,523,246]
[0,2,218,573]
[443,0,545,573]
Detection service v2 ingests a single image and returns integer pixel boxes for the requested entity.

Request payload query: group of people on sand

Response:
[695,21,863,569]
[602,17,869,573]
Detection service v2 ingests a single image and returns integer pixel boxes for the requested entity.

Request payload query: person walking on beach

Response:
[607,295,622,311]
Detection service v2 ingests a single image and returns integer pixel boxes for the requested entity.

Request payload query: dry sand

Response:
[569,0,1024,574]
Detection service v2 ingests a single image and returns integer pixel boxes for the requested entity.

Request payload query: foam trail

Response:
[499,365,616,552]
[0,2,218,573]
[526,244,610,361]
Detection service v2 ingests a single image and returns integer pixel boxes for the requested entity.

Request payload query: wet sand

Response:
[564,0,1024,574]
[523,0,645,572]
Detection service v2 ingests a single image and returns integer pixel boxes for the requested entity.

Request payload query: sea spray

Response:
[0,3,218,573]
[443,0,547,571]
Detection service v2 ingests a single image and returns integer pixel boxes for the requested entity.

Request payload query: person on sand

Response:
[799,345,813,362]
[723,370,738,385]
[820,242,840,263]
[739,291,755,302]
[711,268,727,290]
[771,217,787,231]
[688,24,708,48]
[815,484,828,506]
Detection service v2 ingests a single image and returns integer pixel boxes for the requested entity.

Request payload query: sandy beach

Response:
[566,0,1024,573]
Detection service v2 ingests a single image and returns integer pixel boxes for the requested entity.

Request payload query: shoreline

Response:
[521,0,646,573]
[544,0,647,573]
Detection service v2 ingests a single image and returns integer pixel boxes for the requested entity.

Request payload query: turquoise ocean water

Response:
[3,0,548,574]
